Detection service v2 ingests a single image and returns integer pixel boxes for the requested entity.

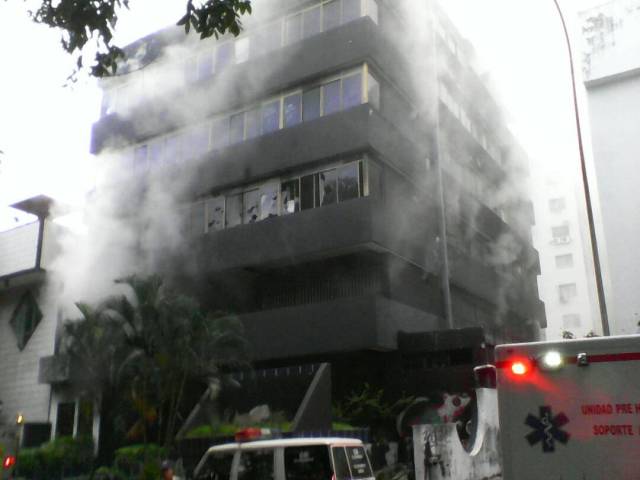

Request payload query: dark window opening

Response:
[56,402,75,437]
[285,445,331,480]
[10,291,43,350]
[303,87,321,121]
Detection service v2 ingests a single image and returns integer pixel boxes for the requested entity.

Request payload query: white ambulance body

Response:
[496,334,640,480]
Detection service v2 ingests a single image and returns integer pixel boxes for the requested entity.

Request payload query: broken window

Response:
[284,92,302,127]
[303,5,322,38]
[281,179,300,214]
[285,13,303,45]
[338,162,360,201]
[262,100,281,134]
[303,87,321,121]
[10,291,43,350]
[230,112,246,144]
[206,197,225,231]
[342,72,363,109]
[260,183,279,220]
[323,80,341,115]
[301,174,317,210]
[323,0,341,31]
[243,189,261,224]
[319,168,338,206]
[226,193,243,227]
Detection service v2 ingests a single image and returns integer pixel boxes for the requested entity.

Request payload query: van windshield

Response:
[195,451,234,480]
[284,445,332,480]
[332,446,373,479]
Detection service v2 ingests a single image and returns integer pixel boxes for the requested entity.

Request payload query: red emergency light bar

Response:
[235,427,272,442]
[3,455,16,469]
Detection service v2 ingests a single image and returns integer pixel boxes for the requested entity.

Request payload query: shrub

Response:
[15,436,93,479]
[92,466,127,480]
[113,444,166,478]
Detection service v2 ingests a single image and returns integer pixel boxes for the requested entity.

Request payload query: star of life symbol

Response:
[525,406,570,453]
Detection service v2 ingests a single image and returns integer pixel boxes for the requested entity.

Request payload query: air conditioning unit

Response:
[551,236,571,245]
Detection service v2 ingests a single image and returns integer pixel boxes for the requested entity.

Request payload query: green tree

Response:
[24,0,253,78]
[61,274,249,457]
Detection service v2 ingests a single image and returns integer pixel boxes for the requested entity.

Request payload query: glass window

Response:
[260,183,279,220]
[323,80,341,115]
[303,5,322,38]
[343,0,362,23]
[148,140,163,166]
[237,449,274,480]
[211,117,230,150]
[236,37,250,63]
[190,201,205,235]
[190,124,210,158]
[342,73,363,109]
[281,179,300,214]
[555,254,574,269]
[284,92,302,127]
[338,163,360,201]
[245,108,261,139]
[301,174,317,210]
[262,100,281,134]
[367,72,380,109]
[345,447,373,478]
[303,87,321,121]
[549,197,566,212]
[251,23,281,58]
[558,283,577,303]
[284,446,332,480]
[10,292,42,351]
[319,169,338,206]
[230,112,246,144]
[243,189,261,223]
[551,225,570,242]
[196,452,234,480]
[285,13,303,45]
[134,145,148,173]
[198,51,214,79]
[226,193,243,227]
[323,0,341,31]
[331,447,350,480]
[206,196,225,231]
[216,42,234,71]
[165,135,180,165]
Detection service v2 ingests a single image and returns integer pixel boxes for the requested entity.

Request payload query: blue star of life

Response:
[525,406,570,453]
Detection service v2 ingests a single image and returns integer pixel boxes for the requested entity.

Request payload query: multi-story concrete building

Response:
[531,170,600,339]
[581,0,640,335]
[37,0,543,449]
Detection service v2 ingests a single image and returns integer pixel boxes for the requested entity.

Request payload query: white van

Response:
[193,435,375,480]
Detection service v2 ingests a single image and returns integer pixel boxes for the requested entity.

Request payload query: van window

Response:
[195,452,234,480]
[284,445,332,480]
[237,449,274,480]
[332,446,373,479]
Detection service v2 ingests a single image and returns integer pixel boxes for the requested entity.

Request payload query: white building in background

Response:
[581,0,640,335]
[531,170,600,340]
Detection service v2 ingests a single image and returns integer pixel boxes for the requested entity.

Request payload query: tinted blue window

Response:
[230,112,245,144]
[303,88,321,121]
[216,42,234,71]
[343,0,362,23]
[323,80,341,115]
[342,73,362,109]
[134,145,148,172]
[284,93,302,127]
[262,100,280,134]
[211,117,230,150]
[245,108,261,139]
[303,6,321,38]
[323,1,341,31]
[285,14,303,45]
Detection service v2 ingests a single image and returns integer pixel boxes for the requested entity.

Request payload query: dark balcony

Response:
[239,294,441,361]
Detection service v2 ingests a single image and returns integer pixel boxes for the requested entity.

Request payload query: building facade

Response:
[581,0,640,334]
[531,170,600,339]
[40,0,543,449]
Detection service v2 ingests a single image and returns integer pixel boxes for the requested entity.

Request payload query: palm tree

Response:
[62,274,249,455]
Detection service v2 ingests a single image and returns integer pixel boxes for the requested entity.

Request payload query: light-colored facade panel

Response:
[0,222,38,277]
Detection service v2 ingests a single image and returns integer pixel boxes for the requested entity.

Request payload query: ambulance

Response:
[495,334,640,480]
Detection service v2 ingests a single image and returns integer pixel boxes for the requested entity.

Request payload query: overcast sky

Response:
[0,0,602,230]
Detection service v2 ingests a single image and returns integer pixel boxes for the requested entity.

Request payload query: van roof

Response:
[204,437,364,454]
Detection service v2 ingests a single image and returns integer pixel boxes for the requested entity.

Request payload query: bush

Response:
[92,466,127,480]
[113,444,166,479]
[15,436,94,479]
